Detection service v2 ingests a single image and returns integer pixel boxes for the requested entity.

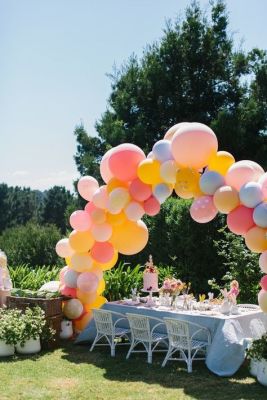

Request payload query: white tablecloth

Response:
[76,301,267,376]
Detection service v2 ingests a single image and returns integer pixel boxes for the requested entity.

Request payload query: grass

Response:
[0,342,266,400]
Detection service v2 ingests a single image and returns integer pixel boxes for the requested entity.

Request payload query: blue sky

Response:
[1,0,267,191]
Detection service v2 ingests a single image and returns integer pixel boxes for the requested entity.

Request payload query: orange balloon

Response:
[106,211,126,226]
[69,230,95,253]
[107,178,129,193]
[74,311,93,332]
[245,227,267,253]
[84,296,107,312]
[76,289,97,304]
[65,257,71,266]
[97,279,106,295]
[110,220,148,255]
[98,250,118,271]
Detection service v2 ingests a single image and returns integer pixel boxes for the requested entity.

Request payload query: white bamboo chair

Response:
[162,318,211,373]
[126,313,168,364]
[90,309,130,357]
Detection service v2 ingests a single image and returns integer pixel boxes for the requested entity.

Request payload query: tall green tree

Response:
[74,0,267,176]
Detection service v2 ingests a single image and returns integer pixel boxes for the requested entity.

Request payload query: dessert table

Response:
[76,300,267,377]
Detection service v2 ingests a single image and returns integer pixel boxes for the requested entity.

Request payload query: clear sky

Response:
[1,0,267,191]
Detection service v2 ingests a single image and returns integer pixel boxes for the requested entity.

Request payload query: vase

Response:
[257,359,267,386]
[16,337,41,354]
[250,358,260,377]
[0,340,15,357]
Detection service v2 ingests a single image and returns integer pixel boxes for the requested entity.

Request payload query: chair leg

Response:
[148,342,152,364]
[162,346,172,367]
[111,342,115,357]
[126,341,136,360]
[187,350,192,373]
[90,334,100,352]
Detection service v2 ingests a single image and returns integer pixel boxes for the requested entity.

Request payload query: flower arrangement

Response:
[160,277,185,296]
[144,255,158,273]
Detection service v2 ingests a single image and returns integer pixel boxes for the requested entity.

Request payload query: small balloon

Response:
[70,253,93,273]
[227,206,254,235]
[225,160,264,191]
[137,159,162,185]
[152,140,173,163]
[143,196,161,216]
[56,238,74,258]
[200,171,225,195]
[208,151,235,176]
[160,160,177,184]
[124,201,145,221]
[152,183,172,204]
[64,269,79,288]
[190,196,218,223]
[259,251,267,274]
[69,230,95,253]
[260,275,267,291]
[239,182,263,208]
[108,143,145,181]
[213,185,239,214]
[69,210,92,232]
[244,226,267,253]
[253,202,267,228]
[91,242,115,263]
[78,176,99,201]
[91,222,113,242]
[92,186,109,209]
[129,178,152,202]
[258,289,267,313]
[60,285,77,298]
[63,299,83,320]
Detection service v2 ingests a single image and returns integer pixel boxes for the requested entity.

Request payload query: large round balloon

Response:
[100,148,114,183]
[129,178,152,202]
[77,176,99,201]
[137,159,162,185]
[259,251,267,274]
[91,242,115,263]
[63,299,83,320]
[227,206,254,235]
[190,195,218,223]
[200,171,224,195]
[69,230,95,253]
[253,202,267,228]
[70,253,93,273]
[111,220,148,255]
[56,238,74,258]
[213,186,239,214]
[108,143,145,181]
[171,123,218,169]
[164,122,190,141]
[244,226,267,253]
[152,140,173,163]
[258,289,267,313]
[208,151,235,176]
[239,182,263,208]
[225,160,264,191]
[70,210,92,232]
[77,272,99,293]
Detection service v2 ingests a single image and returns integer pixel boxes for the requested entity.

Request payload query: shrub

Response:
[9,265,61,290]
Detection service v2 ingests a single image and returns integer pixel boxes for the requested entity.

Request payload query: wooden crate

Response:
[42,314,63,349]
[6,296,63,317]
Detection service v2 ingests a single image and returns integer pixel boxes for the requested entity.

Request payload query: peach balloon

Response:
[69,230,95,253]
[111,220,148,255]
[63,299,83,320]
[227,206,254,235]
[100,148,114,183]
[97,278,106,295]
[259,251,267,274]
[60,285,77,298]
[124,201,145,221]
[77,272,99,293]
[208,151,235,176]
[171,123,218,169]
[91,222,113,242]
[56,238,74,258]
[144,196,161,216]
[77,176,99,201]
[76,289,97,304]
[108,143,145,181]
[225,160,264,191]
[74,311,93,332]
[69,210,92,232]
[92,186,109,209]
[70,253,93,272]
[244,226,267,253]
[91,242,115,263]
[137,159,162,185]
[213,186,239,214]
[190,196,218,223]
[106,211,126,226]
[258,289,267,313]
[129,178,152,202]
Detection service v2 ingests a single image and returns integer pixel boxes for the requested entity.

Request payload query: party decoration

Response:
[78,176,99,201]
[190,195,218,223]
[129,178,152,202]
[91,222,112,242]
[152,140,173,163]
[152,183,173,204]
[213,186,239,214]
[260,275,267,291]
[69,230,95,253]
[225,160,264,191]
[239,182,263,208]
[77,272,99,293]
[253,202,267,228]
[91,242,114,263]
[143,196,161,216]
[160,160,177,184]
[124,201,145,221]
[175,168,200,199]
[70,210,91,232]
[107,187,130,214]
[111,220,148,255]
[70,253,93,272]
[200,171,225,195]
[244,226,267,253]
[63,299,83,320]
[92,186,109,209]
[64,269,79,288]
[108,143,145,181]
[208,151,235,175]
[259,252,267,274]
[56,238,74,258]
[137,159,162,185]
[258,290,267,313]
[227,206,254,236]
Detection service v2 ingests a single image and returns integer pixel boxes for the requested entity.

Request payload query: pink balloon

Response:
[259,173,267,199]
[258,289,267,312]
[225,160,264,191]
[59,266,69,282]
[227,206,255,235]
[92,186,109,209]
[129,178,152,202]
[259,251,267,274]
[56,238,74,258]
[108,144,146,182]
[144,196,161,216]
[100,148,114,183]
[91,222,112,242]
[60,285,77,298]
[91,242,114,263]
[77,272,99,293]
[190,195,218,223]
[70,210,92,232]
[260,275,267,291]
[90,265,104,280]
[77,176,99,201]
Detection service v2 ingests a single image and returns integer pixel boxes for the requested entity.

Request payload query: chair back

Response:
[250,318,266,339]
[126,313,151,342]
[164,318,190,348]
[93,309,113,335]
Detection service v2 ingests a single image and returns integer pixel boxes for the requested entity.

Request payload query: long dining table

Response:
[76,300,267,377]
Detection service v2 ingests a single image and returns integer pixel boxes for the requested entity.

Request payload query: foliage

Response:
[11,288,61,299]
[0,223,63,267]
[0,308,22,345]
[17,307,46,346]
[74,1,267,177]
[9,264,61,290]
[247,333,267,361]
[214,227,261,303]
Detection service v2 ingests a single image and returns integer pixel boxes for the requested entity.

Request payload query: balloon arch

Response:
[56,122,267,331]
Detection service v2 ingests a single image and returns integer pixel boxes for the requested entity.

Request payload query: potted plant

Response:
[247,333,267,386]
[0,308,21,357]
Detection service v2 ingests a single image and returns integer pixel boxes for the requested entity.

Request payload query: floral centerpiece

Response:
[160,277,185,306]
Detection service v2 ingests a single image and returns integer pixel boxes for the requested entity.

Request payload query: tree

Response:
[74,0,267,176]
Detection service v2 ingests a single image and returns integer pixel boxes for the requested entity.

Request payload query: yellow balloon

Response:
[97,279,106,295]
[69,230,95,253]
[111,219,148,255]
[77,289,97,304]
[213,185,239,214]
[74,311,93,332]
[84,296,107,312]
[107,178,129,193]
[175,168,200,199]
[137,159,162,185]
[65,257,71,266]
[245,227,267,253]
[208,151,235,176]
[70,253,93,272]
[98,250,119,271]
[106,211,126,226]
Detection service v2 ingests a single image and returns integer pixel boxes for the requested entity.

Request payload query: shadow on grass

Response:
[61,341,266,400]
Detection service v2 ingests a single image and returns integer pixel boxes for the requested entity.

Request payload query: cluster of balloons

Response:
[56,122,267,330]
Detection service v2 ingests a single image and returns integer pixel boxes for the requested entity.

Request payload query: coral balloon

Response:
[175,168,200,199]
[98,249,118,271]
[253,202,267,228]
[76,289,97,304]
[259,251,267,274]
[70,253,93,272]
[106,211,126,226]
[56,238,74,258]
[259,173,267,200]
[77,272,99,293]
[91,242,115,263]
[152,183,173,204]
[200,171,225,195]
[258,289,267,313]
[227,206,254,235]
[97,279,106,295]
[91,222,113,242]
[190,196,218,223]
[239,182,263,208]
[108,143,145,181]
[152,140,173,163]
[144,196,161,216]
[63,299,83,320]
[160,160,178,184]
[124,201,145,221]
[208,151,235,175]
[100,148,114,183]
[92,186,109,209]
[129,178,152,202]
[225,160,264,191]
[213,186,239,214]
[171,123,218,169]
[69,210,91,232]
[108,188,130,214]
[64,269,79,288]
[244,226,267,253]
[60,285,77,298]
[137,159,162,185]
[111,220,148,255]
[74,311,93,332]
[77,176,99,201]
[260,275,267,291]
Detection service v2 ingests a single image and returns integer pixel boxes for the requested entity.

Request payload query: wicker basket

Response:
[42,314,63,349]
[6,296,63,317]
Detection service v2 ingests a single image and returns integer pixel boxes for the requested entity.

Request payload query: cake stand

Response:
[141,289,159,307]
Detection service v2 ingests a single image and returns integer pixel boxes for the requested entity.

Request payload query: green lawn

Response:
[0,342,265,400]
